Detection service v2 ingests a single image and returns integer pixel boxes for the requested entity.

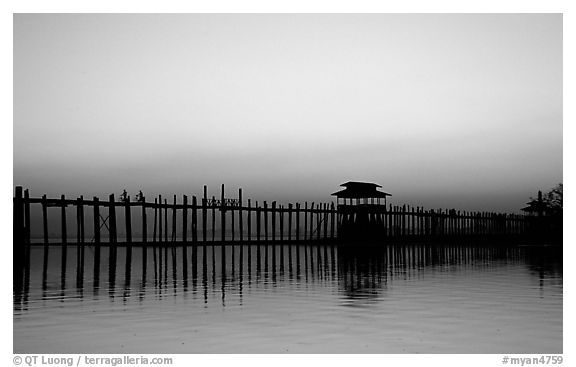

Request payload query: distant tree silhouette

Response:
[543,183,562,215]
[524,183,562,217]
[522,183,562,243]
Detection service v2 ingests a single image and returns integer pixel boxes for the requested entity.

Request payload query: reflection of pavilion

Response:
[337,246,388,305]
[332,182,391,240]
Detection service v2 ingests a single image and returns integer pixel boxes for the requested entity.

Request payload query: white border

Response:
[3,1,573,366]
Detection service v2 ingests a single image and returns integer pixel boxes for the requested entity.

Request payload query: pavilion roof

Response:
[331,181,391,198]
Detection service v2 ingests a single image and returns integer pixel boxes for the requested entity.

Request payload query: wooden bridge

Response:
[13,185,530,251]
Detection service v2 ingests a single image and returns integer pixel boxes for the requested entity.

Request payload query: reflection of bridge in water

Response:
[13,242,561,312]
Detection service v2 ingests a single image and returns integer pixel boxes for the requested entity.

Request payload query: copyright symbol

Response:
[13,356,22,365]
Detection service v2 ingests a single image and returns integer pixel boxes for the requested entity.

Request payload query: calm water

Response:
[14,243,562,353]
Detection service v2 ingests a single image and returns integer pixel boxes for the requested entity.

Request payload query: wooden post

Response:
[152,198,157,242]
[108,194,116,244]
[211,196,216,242]
[396,205,400,237]
[13,186,25,290]
[42,194,49,246]
[256,201,261,241]
[387,204,392,237]
[192,196,198,242]
[304,202,308,241]
[381,204,386,237]
[76,196,82,244]
[61,195,67,244]
[264,201,269,241]
[14,186,24,260]
[436,208,440,236]
[171,195,177,242]
[247,199,252,242]
[239,189,243,243]
[271,201,276,242]
[422,207,426,237]
[125,196,132,244]
[80,196,85,243]
[296,203,300,241]
[24,189,31,244]
[280,205,284,242]
[330,202,335,239]
[142,197,147,243]
[165,198,169,243]
[202,186,207,242]
[412,207,416,237]
[323,203,328,239]
[182,195,188,243]
[93,197,100,245]
[457,210,461,237]
[288,203,293,242]
[426,209,432,236]
[231,201,235,242]
[431,209,436,237]
[221,184,226,242]
[310,203,315,240]
[158,195,163,243]
[401,205,406,237]
[317,204,321,241]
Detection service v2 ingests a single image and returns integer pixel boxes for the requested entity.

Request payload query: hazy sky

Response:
[13,14,562,212]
